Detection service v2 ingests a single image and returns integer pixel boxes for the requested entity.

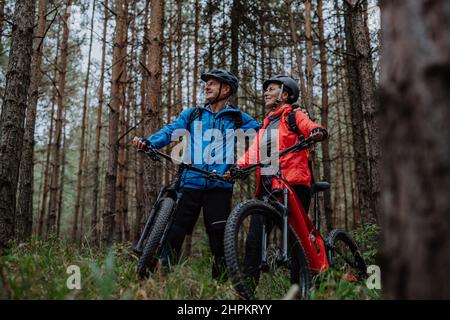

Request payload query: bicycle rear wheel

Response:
[137,197,175,278]
[325,229,367,279]
[224,200,311,300]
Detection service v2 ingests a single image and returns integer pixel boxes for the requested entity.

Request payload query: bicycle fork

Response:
[260,189,290,269]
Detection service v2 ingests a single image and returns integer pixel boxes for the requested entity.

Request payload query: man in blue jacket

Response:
[132,69,261,279]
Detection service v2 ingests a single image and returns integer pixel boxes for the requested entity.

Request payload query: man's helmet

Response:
[263,75,300,103]
[201,69,239,96]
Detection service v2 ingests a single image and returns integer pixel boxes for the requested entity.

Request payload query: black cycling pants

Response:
[163,188,232,279]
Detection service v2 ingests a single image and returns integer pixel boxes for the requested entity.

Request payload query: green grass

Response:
[0,224,381,300]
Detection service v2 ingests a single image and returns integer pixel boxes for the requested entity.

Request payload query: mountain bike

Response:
[133,144,227,278]
[224,132,367,299]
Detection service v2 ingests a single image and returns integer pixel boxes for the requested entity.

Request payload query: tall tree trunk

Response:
[230,0,240,78]
[343,1,375,225]
[135,0,150,241]
[91,0,109,246]
[47,0,72,236]
[56,117,67,238]
[192,0,199,106]
[103,0,127,246]
[317,0,332,231]
[304,0,314,116]
[16,0,47,241]
[176,0,182,114]
[143,0,164,227]
[0,0,5,47]
[38,41,59,237]
[380,0,450,299]
[345,0,380,223]
[0,0,35,251]
[286,0,307,110]
[73,0,96,242]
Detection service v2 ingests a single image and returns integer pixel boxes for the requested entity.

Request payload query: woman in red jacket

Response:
[233,75,327,212]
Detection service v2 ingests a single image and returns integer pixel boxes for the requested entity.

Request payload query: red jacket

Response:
[237,104,325,196]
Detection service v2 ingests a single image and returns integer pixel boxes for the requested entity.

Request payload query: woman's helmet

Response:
[263,75,300,103]
[201,69,239,96]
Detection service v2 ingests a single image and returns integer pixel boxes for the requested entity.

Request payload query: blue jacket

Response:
[147,105,262,190]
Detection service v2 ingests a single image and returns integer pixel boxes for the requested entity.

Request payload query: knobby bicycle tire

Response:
[325,229,367,278]
[224,199,311,300]
[137,197,175,278]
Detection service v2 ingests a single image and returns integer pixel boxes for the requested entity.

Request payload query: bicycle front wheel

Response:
[137,197,175,278]
[224,200,311,300]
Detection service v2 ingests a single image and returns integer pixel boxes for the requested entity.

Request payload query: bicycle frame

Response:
[265,174,329,273]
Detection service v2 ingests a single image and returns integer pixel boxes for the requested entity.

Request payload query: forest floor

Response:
[0,224,380,300]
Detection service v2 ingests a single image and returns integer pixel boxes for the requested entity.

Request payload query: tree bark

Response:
[102,0,127,246]
[317,0,333,231]
[0,0,35,251]
[286,0,307,110]
[192,0,199,106]
[343,1,375,225]
[91,0,109,246]
[304,0,314,116]
[16,0,47,241]
[47,0,72,236]
[380,0,450,299]
[142,0,164,229]
[73,0,96,242]
[345,0,380,223]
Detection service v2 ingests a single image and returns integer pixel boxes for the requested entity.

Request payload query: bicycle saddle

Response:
[312,181,330,193]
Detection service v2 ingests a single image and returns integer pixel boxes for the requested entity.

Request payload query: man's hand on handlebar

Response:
[224,165,249,181]
[132,136,148,151]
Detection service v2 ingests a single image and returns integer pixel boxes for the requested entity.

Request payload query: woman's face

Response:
[264,82,288,109]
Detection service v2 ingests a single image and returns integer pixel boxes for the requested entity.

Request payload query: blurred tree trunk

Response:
[380,0,450,299]
[176,0,182,115]
[103,0,127,246]
[91,0,109,246]
[230,0,240,78]
[16,0,47,241]
[0,0,5,46]
[74,0,96,242]
[0,0,35,251]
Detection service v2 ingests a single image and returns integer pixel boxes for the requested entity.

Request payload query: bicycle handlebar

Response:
[138,146,229,182]
[230,132,321,180]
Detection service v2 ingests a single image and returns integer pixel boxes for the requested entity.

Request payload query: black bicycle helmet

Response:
[200,69,239,95]
[263,75,300,103]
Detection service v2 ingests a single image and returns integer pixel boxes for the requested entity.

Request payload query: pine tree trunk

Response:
[304,0,314,116]
[192,0,199,106]
[103,0,127,246]
[0,0,35,251]
[343,2,375,225]
[91,0,109,246]
[57,119,67,238]
[317,0,332,231]
[47,0,72,236]
[142,0,164,226]
[16,0,47,241]
[73,0,96,242]
[135,0,150,241]
[380,0,450,299]
[286,0,307,110]
[345,0,380,223]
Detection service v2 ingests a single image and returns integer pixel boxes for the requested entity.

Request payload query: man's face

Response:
[205,78,231,102]
[264,82,287,109]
